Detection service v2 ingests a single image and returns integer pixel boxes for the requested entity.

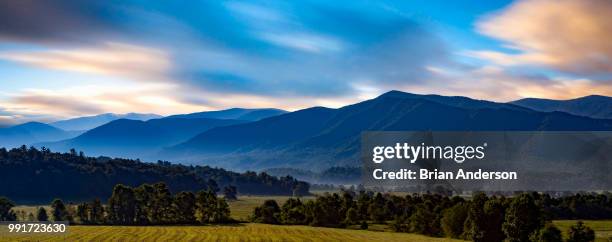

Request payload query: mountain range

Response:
[162,91,612,170]
[38,108,288,159]
[0,122,82,148]
[165,108,287,121]
[40,118,246,159]
[511,95,612,119]
[2,91,611,172]
[50,113,163,131]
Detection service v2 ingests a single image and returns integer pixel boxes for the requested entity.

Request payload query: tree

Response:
[463,193,488,241]
[89,199,105,224]
[0,197,17,221]
[36,207,48,221]
[441,203,469,238]
[212,198,231,223]
[530,223,563,242]
[567,221,595,242]
[223,186,237,201]
[134,184,155,225]
[281,198,305,225]
[51,199,70,222]
[503,194,544,242]
[310,194,343,227]
[482,198,506,242]
[195,189,217,223]
[174,191,196,224]
[368,193,387,223]
[360,220,368,230]
[409,203,436,235]
[150,182,175,224]
[344,207,359,225]
[107,184,136,224]
[251,200,280,224]
[76,202,90,224]
[356,191,371,220]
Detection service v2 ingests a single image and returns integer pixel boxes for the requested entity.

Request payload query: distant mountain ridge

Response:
[163,90,612,170]
[51,113,163,131]
[165,108,287,121]
[42,117,246,159]
[0,122,81,148]
[511,95,612,119]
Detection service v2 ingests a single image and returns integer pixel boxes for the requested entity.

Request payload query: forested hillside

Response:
[0,146,309,203]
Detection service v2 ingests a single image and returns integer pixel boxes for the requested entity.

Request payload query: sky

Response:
[0,0,611,125]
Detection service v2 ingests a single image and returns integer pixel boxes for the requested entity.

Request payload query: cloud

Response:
[0,43,171,82]
[0,1,119,44]
[474,0,612,77]
[0,0,449,100]
[412,65,612,101]
[0,82,209,121]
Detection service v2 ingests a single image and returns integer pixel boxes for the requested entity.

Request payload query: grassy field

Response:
[12,195,309,222]
[553,220,612,242]
[227,195,315,221]
[1,224,463,242]
[10,197,612,241]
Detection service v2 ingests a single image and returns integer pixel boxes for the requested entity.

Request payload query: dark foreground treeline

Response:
[0,146,309,203]
[0,182,236,225]
[251,191,608,241]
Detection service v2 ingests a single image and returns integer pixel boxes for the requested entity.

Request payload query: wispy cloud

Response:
[0,43,171,82]
[473,0,612,77]
[0,0,610,125]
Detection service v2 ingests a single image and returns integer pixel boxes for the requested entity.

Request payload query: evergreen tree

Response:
[567,221,595,242]
[76,202,90,224]
[89,199,104,224]
[50,199,70,222]
[36,207,48,221]
[0,197,17,221]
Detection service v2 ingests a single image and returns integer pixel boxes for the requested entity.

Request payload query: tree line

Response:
[0,182,236,225]
[0,146,309,203]
[250,191,606,242]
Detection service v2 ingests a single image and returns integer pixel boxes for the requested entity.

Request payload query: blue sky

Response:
[0,0,610,125]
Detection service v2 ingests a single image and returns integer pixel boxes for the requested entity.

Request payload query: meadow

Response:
[9,196,612,241]
[1,224,464,242]
[553,220,612,242]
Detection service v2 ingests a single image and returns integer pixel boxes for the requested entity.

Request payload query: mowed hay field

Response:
[553,220,612,242]
[1,224,463,242]
[228,195,315,221]
[12,195,308,222]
